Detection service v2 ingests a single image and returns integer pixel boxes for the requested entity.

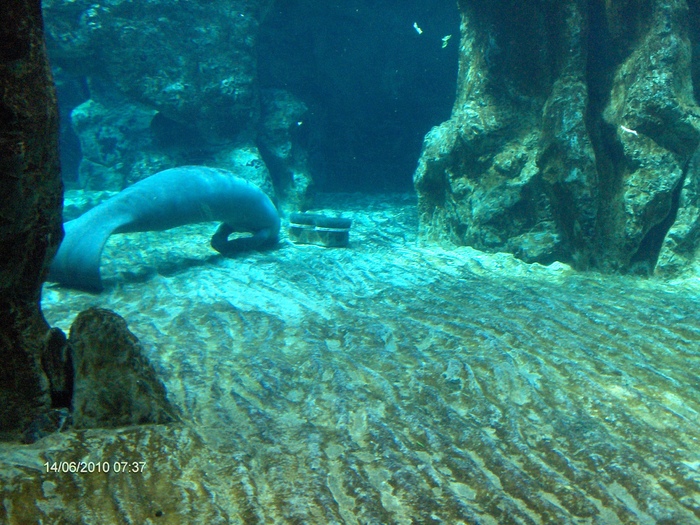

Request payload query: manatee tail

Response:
[47,211,128,292]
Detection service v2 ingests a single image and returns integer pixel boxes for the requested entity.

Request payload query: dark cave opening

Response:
[257,0,459,193]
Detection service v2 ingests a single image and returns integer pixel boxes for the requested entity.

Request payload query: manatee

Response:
[48,166,280,291]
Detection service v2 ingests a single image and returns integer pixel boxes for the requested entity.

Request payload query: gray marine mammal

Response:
[48,166,280,291]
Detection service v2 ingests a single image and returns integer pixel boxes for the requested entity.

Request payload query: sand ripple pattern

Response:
[38,193,700,524]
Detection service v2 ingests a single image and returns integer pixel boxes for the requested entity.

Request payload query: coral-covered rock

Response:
[69,308,177,429]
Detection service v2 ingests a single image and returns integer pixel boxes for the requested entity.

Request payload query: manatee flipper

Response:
[48,211,131,292]
[210,223,277,256]
[47,166,280,292]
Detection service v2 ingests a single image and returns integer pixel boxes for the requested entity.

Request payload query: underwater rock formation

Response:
[42,0,272,144]
[43,0,459,199]
[69,308,177,429]
[259,89,314,211]
[657,133,700,275]
[70,97,159,191]
[41,0,268,186]
[0,0,63,439]
[414,0,700,275]
[41,0,323,207]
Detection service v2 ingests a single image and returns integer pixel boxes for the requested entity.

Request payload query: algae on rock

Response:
[414,0,700,276]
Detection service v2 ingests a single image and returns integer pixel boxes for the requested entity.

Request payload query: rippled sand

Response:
[4,193,699,524]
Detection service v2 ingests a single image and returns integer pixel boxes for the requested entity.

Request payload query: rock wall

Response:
[0,0,63,439]
[41,0,318,208]
[42,0,270,144]
[414,0,700,275]
[69,308,178,429]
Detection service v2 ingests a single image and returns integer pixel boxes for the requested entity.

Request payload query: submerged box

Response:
[288,213,352,248]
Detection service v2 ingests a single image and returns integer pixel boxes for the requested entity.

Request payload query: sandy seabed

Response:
[2,193,699,524]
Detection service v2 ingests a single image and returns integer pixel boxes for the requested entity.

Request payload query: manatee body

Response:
[48,166,280,291]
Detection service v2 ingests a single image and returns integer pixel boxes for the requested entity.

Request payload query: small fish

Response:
[413,22,423,35]
[441,35,452,48]
[620,125,638,136]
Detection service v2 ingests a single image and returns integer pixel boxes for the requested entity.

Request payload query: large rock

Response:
[414,0,700,274]
[0,0,63,440]
[69,308,178,429]
[656,146,700,275]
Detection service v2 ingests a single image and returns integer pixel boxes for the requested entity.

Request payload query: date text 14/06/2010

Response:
[44,461,147,473]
